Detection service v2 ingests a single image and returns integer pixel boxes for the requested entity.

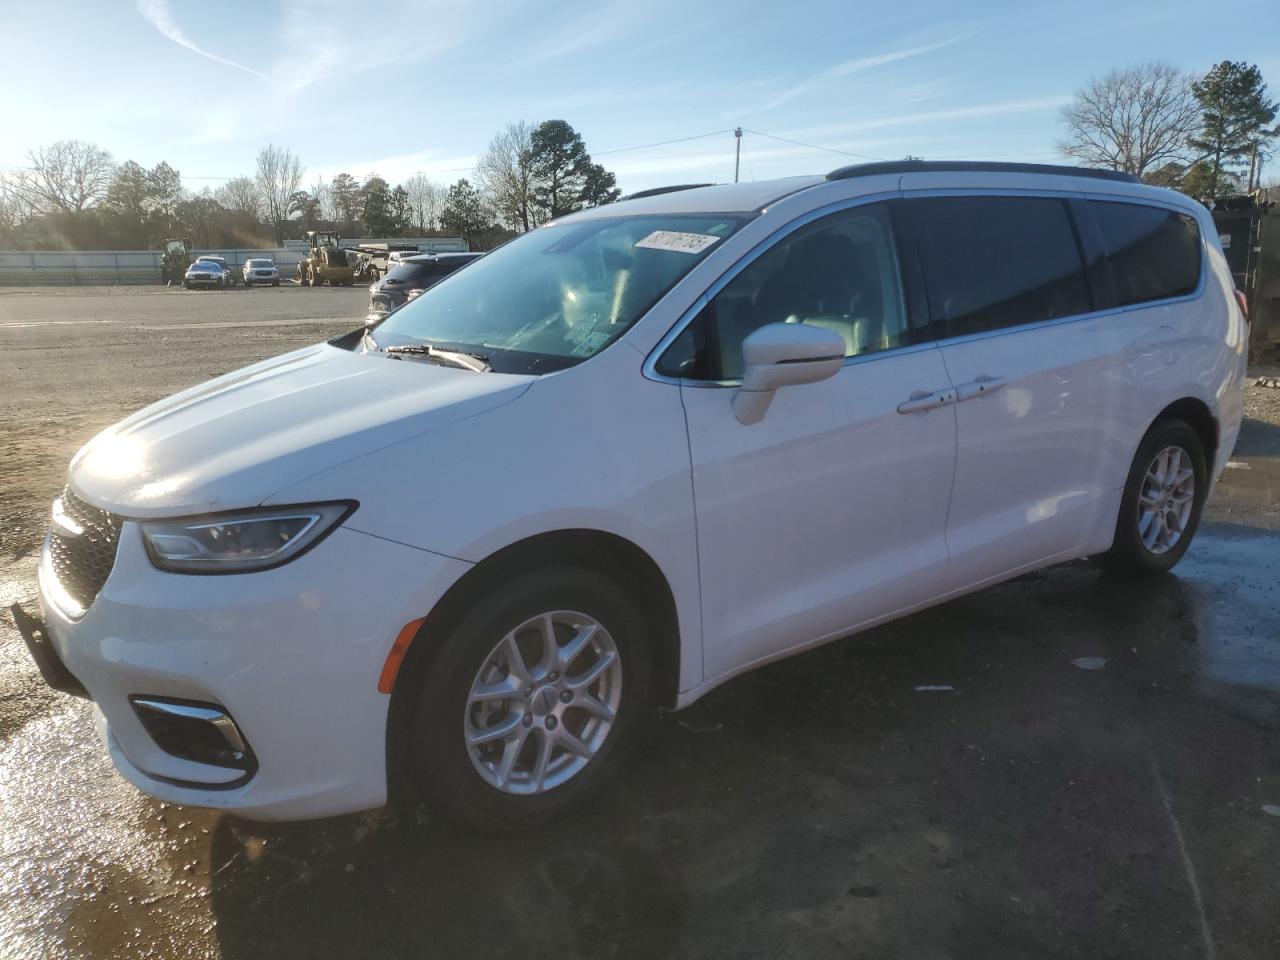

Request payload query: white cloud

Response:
[135,0,264,76]
[777,96,1072,140]
[728,32,976,117]
[505,2,636,69]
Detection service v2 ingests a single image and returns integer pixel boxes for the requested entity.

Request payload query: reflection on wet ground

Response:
[2,522,1279,958]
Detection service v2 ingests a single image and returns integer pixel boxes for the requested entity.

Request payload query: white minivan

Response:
[16,162,1246,826]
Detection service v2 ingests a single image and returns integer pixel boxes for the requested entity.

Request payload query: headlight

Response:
[140,502,355,573]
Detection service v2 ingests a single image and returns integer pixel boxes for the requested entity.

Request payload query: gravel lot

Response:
[1,287,1278,959]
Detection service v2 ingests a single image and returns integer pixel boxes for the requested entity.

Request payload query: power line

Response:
[595,129,736,157]
[741,128,886,162]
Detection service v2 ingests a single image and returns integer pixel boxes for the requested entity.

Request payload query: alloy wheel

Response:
[464,610,622,795]
[1137,445,1195,555]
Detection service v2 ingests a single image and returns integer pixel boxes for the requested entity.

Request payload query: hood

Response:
[70,342,533,517]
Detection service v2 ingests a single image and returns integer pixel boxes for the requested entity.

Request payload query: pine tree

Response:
[1189,61,1278,197]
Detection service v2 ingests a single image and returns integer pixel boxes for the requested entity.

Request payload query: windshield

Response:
[374,214,744,373]
[246,259,272,268]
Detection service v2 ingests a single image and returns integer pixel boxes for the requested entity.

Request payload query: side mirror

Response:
[732,322,845,424]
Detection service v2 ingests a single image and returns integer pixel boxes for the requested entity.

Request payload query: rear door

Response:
[903,192,1126,587]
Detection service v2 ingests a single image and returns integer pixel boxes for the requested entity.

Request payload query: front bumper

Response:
[36,522,471,820]
[245,272,279,285]
[9,602,87,698]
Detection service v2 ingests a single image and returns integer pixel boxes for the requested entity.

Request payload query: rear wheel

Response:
[403,567,651,830]
[1103,419,1206,575]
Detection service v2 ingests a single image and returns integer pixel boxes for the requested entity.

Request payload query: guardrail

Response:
[0,249,305,286]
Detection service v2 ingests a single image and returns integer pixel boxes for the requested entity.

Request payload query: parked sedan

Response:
[195,255,238,287]
[366,253,483,322]
[183,260,227,289]
[242,258,280,287]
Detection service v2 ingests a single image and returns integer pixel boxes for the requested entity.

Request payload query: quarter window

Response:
[658,203,908,381]
[1087,200,1201,306]
[908,196,1091,337]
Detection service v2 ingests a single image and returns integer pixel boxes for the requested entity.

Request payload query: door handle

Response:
[897,388,957,414]
[955,375,1008,402]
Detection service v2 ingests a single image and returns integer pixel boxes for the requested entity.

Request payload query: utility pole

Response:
[1246,141,1259,192]
[734,127,743,183]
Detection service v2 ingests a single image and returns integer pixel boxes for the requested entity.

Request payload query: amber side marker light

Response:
[378,618,425,694]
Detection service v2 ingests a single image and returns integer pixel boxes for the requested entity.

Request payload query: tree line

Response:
[0,119,619,252]
[1060,59,1278,197]
[4,62,1274,253]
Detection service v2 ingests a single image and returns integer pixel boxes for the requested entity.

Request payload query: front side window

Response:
[658,202,908,381]
[907,196,1091,337]
[373,214,745,374]
[1087,200,1201,306]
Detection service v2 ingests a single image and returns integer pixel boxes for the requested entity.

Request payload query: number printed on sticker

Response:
[635,230,721,255]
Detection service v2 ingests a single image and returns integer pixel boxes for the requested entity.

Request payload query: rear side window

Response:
[1086,201,1201,306]
[908,196,1091,337]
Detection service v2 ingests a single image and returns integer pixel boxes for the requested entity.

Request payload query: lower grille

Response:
[48,487,122,612]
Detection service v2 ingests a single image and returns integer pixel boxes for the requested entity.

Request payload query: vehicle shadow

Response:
[207,555,1272,960]
[1233,415,1280,457]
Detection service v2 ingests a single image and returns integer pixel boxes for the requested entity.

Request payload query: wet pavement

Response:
[2,522,1278,959]
[1,290,1279,958]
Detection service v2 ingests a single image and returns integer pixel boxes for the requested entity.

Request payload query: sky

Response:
[1,0,1278,196]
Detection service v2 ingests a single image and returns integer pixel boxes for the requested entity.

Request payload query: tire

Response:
[183,280,192,289]
[272,280,280,287]
[403,566,652,831]
[1102,419,1207,576]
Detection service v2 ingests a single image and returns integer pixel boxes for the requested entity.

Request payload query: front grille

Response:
[48,487,122,612]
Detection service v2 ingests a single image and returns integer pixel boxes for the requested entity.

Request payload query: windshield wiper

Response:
[383,343,491,373]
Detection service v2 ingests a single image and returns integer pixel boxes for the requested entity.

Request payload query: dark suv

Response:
[366,252,484,322]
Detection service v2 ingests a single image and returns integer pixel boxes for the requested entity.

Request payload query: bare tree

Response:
[216,177,261,218]
[255,144,304,244]
[475,121,539,232]
[1060,62,1200,178]
[310,176,333,223]
[15,140,115,213]
[0,172,34,230]
[403,173,446,232]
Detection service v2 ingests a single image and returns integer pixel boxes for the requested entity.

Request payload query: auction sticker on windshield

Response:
[635,230,721,254]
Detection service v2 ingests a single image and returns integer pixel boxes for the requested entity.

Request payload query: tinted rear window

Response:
[908,196,1090,337]
[384,261,460,284]
[1086,201,1201,306]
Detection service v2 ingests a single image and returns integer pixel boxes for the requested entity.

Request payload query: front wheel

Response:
[1103,419,1207,576]
[403,567,652,830]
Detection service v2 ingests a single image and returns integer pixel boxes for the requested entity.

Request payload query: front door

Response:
[661,201,959,682]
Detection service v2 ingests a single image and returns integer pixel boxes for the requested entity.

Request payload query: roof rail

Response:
[826,160,1140,184]
[621,183,715,201]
